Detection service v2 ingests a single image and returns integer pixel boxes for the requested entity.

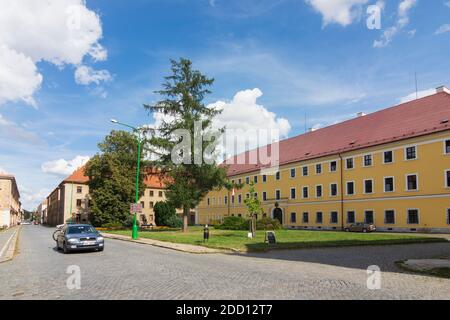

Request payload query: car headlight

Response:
[96,236,104,242]
[67,238,79,243]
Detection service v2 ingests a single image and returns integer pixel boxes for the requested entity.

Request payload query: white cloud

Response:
[18,185,52,210]
[41,155,90,176]
[374,0,417,48]
[435,24,450,35]
[0,0,108,106]
[0,114,43,144]
[305,0,368,26]
[0,167,8,174]
[399,88,435,103]
[75,65,112,85]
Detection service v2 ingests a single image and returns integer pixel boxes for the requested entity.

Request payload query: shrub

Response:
[165,215,183,228]
[216,216,249,230]
[208,219,222,226]
[256,217,282,230]
[102,221,123,230]
[154,201,177,226]
[123,215,140,228]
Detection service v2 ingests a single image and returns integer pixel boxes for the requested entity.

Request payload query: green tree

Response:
[244,182,263,238]
[144,58,229,232]
[154,201,176,226]
[85,130,147,227]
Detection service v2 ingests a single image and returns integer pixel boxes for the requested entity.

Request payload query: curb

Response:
[102,233,232,254]
[0,226,21,264]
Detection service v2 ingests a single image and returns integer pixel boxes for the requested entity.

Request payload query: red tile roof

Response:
[224,91,450,177]
[63,166,167,189]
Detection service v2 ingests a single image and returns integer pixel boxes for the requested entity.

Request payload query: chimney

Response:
[356,112,366,117]
[436,86,450,94]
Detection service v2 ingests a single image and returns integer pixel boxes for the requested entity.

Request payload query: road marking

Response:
[0,229,18,260]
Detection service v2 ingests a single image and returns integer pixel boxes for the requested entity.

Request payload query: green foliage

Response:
[244,182,262,216]
[256,217,282,230]
[165,215,183,228]
[216,216,249,230]
[123,215,140,228]
[144,58,229,232]
[102,221,123,230]
[154,201,177,226]
[85,130,147,227]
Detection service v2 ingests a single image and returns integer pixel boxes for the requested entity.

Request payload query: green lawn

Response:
[105,227,447,252]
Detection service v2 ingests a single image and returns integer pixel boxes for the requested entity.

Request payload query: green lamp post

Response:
[110,119,143,240]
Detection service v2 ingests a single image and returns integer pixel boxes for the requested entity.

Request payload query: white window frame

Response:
[407,208,420,225]
[315,184,323,198]
[329,160,338,172]
[290,168,296,179]
[444,139,450,155]
[275,189,281,200]
[405,173,419,192]
[363,178,374,194]
[330,211,339,224]
[290,187,296,200]
[245,176,250,184]
[302,186,309,199]
[345,157,355,170]
[383,150,395,164]
[404,145,418,161]
[275,171,281,181]
[302,166,309,177]
[329,183,338,197]
[384,209,396,225]
[316,163,322,175]
[383,176,395,193]
[346,181,355,196]
[262,175,267,183]
[445,170,450,188]
[363,154,373,167]
[364,209,375,224]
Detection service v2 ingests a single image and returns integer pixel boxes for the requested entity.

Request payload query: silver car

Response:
[55,224,104,254]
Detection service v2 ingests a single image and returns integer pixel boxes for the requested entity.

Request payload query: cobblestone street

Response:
[0,225,449,300]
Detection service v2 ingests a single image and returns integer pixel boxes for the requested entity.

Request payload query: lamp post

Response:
[110,119,143,240]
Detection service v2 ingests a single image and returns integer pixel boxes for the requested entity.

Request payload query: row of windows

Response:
[147,190,164,197]
[229,140,450,185]
[289,209,450,225]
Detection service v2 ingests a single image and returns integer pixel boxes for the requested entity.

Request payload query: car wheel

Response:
[56,241,60,250]
[63,242,69,254]
[345,228,350,232]
[362,229,367,233]
[98,247,104,252]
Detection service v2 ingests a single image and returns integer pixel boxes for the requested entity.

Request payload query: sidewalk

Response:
[102,232,230,254]
[0,226,20,263]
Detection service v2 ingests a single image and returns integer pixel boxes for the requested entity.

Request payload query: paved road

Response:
[0,225,449,300]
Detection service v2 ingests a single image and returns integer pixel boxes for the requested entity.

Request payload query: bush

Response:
[123,215,140,228]
[256,217,282,230]
[165,215,183,228]
[216,216,249,230]
[154,201,177,227]
[102,221,123,230]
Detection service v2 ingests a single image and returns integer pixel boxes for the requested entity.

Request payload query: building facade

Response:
[197,87,450,233]
[0,174,21,228]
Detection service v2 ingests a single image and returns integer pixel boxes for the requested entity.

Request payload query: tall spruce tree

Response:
[144,58,229,232]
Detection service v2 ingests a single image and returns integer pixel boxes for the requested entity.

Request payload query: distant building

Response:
[45,166,187,226]
[36,200,48,224]
[0,173,21,228]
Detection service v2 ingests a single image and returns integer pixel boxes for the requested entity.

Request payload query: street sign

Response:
[130,203,142,214]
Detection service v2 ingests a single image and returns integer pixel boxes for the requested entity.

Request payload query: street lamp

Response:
[110,118,143,240]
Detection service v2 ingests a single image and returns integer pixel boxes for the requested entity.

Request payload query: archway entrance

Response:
[273,208,283,224]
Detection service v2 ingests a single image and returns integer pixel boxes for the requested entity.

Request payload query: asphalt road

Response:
[0,225,449,300]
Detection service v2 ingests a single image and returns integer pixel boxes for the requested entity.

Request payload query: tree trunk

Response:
[182,205,189,233]
[252,215,256,238]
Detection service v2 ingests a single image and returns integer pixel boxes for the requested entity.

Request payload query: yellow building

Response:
[197,86,450,233]
[0,173,21,228]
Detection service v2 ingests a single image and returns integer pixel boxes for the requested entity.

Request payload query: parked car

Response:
[21,221,32,225]
[344,223,376,233]
[55,224,104,254]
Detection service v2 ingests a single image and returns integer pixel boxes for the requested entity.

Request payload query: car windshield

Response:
[67,225,97,234]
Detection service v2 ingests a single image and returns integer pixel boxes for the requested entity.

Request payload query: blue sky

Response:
[1,0,450,209]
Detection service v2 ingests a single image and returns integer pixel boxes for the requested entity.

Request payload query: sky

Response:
[1,0,450,210]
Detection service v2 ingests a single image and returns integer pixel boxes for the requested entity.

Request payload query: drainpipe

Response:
[338,153,344,231]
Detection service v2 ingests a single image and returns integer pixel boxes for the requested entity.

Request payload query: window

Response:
[231,195,235,204]
[224,196,228,204]
[384,177,394,192]
[347,211,355,224]
[207,198,210,206]
[275,171,280,180]
[407,209,419,224]
[238,178,242,184]
[262,192,267,201]
[262,175,267,182]
[346,158,354,169]
[405,146,417,160]
[384,151,393,164]
[254,192,258,199]
[149,190,154,197]
[365,211,374,224]
[385,210,395,224]
[231,180,235,184]
[364,179,373,194]
[346,181,355,195]
[363,155,372,167]
[140,201,145,208]
[290,212,297,223]
[246,177,250,184]
[303,212,309,223]
[238,194,242,203]
[76,186,82,193]
[302,166,308,176]
[446,140,450,154]
[302,186,309,198]
[330,183,338,196]
[290,168,296,178]
[290,188,296,199]
[150,201,154,208]
[447,208,450,225]
[406,174,418,191]
[330,161,337,172]
[275,190,281,200]
[246,193,250,199]
[254,176,258,183]
[158,191,163,197]
[316,212,323,224]
[316,185,322,198]
[446,170,450,188]
[76,199,82,207]
[316,164,322,174]
[330,211,338,224]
